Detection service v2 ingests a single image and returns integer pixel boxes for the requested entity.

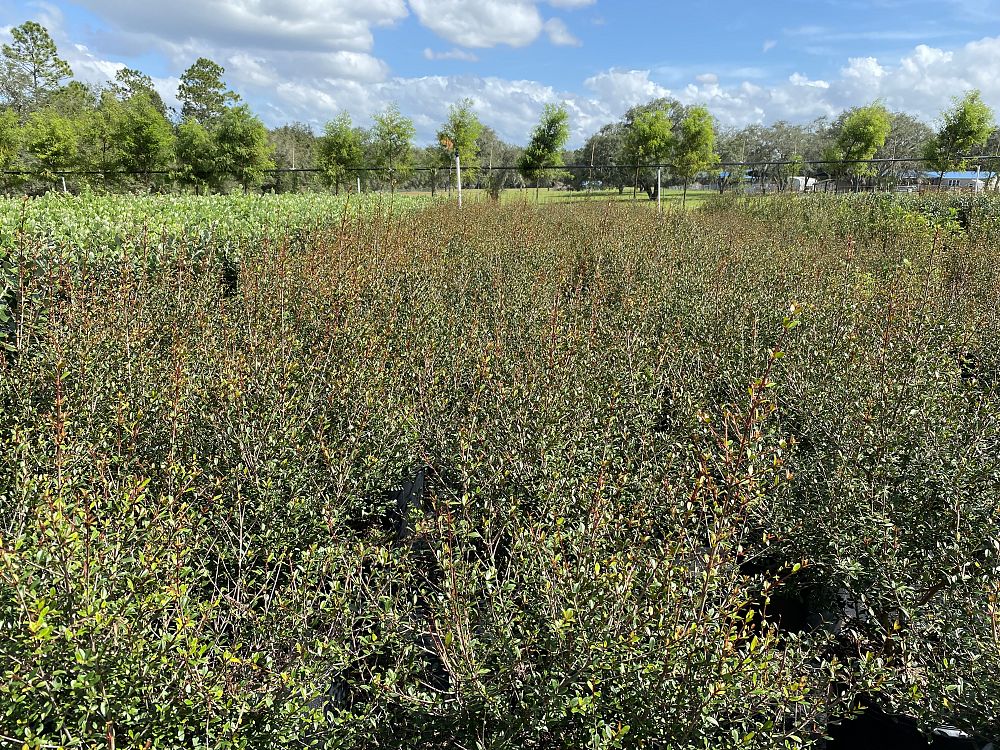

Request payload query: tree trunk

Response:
[682,183,688,209]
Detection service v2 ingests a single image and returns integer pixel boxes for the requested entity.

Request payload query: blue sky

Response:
[2,0,1000,146]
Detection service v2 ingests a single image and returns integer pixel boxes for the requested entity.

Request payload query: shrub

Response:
[1,194,998,747]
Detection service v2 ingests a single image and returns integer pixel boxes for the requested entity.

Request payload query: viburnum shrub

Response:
[0,193,998,748]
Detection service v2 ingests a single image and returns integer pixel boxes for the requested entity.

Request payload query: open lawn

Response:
[400,185,718,208]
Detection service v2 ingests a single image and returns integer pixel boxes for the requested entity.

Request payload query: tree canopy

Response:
[370,104,416,193]
[317,112,365,193]
[824,103,892,181]
[2,18,1000,198]
[213,104,274,191]
[112,67,168,118]
[175,119,218,193]
[924,90,995,177]
[436,98,484,183]
[178,58,238,126]
[622,106,673,199]
[672,106,719,205]
[518,103,570,198]
[1,21,73,114]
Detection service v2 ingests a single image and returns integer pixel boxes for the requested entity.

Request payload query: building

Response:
[787,176,818,192]
[924,170,994,192]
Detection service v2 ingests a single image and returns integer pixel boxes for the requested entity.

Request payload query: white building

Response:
[787,176,818,192]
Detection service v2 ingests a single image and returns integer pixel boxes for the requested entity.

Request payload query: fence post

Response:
[357,177,361,195]
[657,168,662,215]
[456,155,462,209]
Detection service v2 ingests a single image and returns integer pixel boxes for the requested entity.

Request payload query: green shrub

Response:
[0,195,998,748]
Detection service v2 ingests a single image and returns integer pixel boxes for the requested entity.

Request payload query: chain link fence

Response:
[3,154,1000,197]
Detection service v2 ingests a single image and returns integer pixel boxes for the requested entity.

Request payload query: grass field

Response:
[1,192,999,749]
[403,185,718,208]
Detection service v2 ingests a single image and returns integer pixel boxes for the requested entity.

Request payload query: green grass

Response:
[401,186,717,208]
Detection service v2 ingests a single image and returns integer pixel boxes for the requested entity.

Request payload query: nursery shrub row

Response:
[0,194,998,748]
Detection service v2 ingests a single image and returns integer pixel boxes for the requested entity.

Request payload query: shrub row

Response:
[0,195,998,748]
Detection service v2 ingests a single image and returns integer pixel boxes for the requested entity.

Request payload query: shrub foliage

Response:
[0,193,998,748]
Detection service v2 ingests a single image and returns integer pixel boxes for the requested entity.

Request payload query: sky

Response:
[2,0,1000,147]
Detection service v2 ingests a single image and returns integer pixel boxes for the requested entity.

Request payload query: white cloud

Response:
[64,0,405,90]
[763,39,777,53]
[671,36,1000,129]
[266,74,570,144]
[544,18,581,47]
[408,0,544,48]
[423,48,480,62]
[583,69,671,113]
[789,72,830,89]
[68,42,125,83]
[842,56,886,83]
[75,0,408,54]
[409,0,587,49]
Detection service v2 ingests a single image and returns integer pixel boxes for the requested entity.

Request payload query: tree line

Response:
[1,20,997,197]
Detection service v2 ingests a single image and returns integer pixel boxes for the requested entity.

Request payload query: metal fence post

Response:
[456,155,462,209]
[657,168,662,215]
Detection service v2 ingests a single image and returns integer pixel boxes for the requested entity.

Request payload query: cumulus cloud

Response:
[789,73,830,89]
[671,37,1000,129]
[544,18,581,47]
[74,0,408,54]
[409,0,586,49]
[583,69,671,113]
[64,0,404,91]
[408,0,544,48]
